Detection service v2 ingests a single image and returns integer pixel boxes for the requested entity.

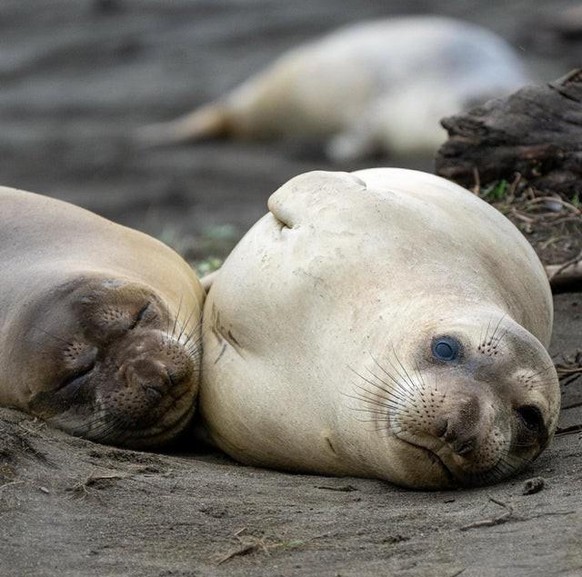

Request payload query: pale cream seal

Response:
[200,168,560,489]
[140,17,530,160]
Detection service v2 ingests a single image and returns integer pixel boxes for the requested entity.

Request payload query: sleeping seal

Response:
[0,188,204,449]
[140,16,530,160]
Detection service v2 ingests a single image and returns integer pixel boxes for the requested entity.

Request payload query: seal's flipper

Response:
[135,103,231,148]
[201,270,220,294]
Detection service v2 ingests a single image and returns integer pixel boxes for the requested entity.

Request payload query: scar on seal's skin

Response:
[325,436,338,456]
[214,343,227,365]
[211,304,243,360]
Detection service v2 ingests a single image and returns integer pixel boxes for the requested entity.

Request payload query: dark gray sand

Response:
[0,2,580,576]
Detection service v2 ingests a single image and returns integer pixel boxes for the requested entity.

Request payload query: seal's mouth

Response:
[39,370,198,449]
[397,436,458,487]
[399,435,529,488]
[86,385,196,449]
[118,393,196,448]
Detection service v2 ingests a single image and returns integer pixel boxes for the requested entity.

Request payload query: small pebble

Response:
[522,477,545,495]
[543,199,563,212]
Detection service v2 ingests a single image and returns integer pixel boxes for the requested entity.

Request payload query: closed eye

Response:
[129,302,151,330]
[59,359,96,391]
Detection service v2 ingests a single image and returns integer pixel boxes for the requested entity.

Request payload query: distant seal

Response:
[140,16,530,160]
[0,188,204,449]
[200,169,560,489]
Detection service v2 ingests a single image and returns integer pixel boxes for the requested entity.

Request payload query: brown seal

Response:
[0,187,204,448]
[200,168,560,489]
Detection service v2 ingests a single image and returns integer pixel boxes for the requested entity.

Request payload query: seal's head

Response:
[351,307,560,488]
[11,274,201,449]
[201,168,560,489]
[0,187,205,449]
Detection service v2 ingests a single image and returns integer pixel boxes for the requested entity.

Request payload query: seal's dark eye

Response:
[431,336,461,362]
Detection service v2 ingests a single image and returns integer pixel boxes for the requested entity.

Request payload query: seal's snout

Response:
[90,328,199,444]
[118,333,195,398]
[122,358,172,400]
[437,416,479,457]
[435,396,481,457]
[52,280,203,446]
[117,330,196,397]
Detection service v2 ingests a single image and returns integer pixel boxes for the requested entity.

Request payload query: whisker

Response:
[182,318,203,348]
[528,364,558,380]
[381,350,415,396]
[31,325,74,347]
[479,320,487,349]
[348,378,408,409]
[413,361,429,394]
[369,353,416,402]
[493,326,509,348]
[171,295,184,339]
[345,388,407,413]
[346,347,428,436]
[484,317,493,345]
[177,305,200,343]
[489,313,507,346]
[358,367,413,407]
[391,346,417,391]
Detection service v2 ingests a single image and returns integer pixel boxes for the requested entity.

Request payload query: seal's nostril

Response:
[144,385,163,401]
[454,439,475,456]
[445,433,477,457]
[433,417,448,439]
[437,412,478,457]
[166,369,179,389]
[515,405,544,435]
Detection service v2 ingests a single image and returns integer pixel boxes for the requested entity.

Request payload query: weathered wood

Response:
[547,260,582,292]
[435,69,582,196]
[543,5,582,41]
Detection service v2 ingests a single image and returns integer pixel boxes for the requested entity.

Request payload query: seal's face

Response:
[15,275,201,448]
[353,312,560,488]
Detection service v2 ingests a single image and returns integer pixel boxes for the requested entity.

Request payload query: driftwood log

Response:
[435,69,582,197]
[435,70,582,291]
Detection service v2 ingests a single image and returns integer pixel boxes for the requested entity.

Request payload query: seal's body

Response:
[142,17,530,159]
[0,188,204,448]
[200,169,559,489]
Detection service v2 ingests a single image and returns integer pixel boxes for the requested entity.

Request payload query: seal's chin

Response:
[96,393,197,449]
[43,374,198,449]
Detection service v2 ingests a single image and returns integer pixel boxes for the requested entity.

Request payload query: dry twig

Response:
[459,497,515,531]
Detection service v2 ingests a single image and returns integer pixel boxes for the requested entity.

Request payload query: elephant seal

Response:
[200,168,560,489]
[0,188,204,449]
[140,16,530,160]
